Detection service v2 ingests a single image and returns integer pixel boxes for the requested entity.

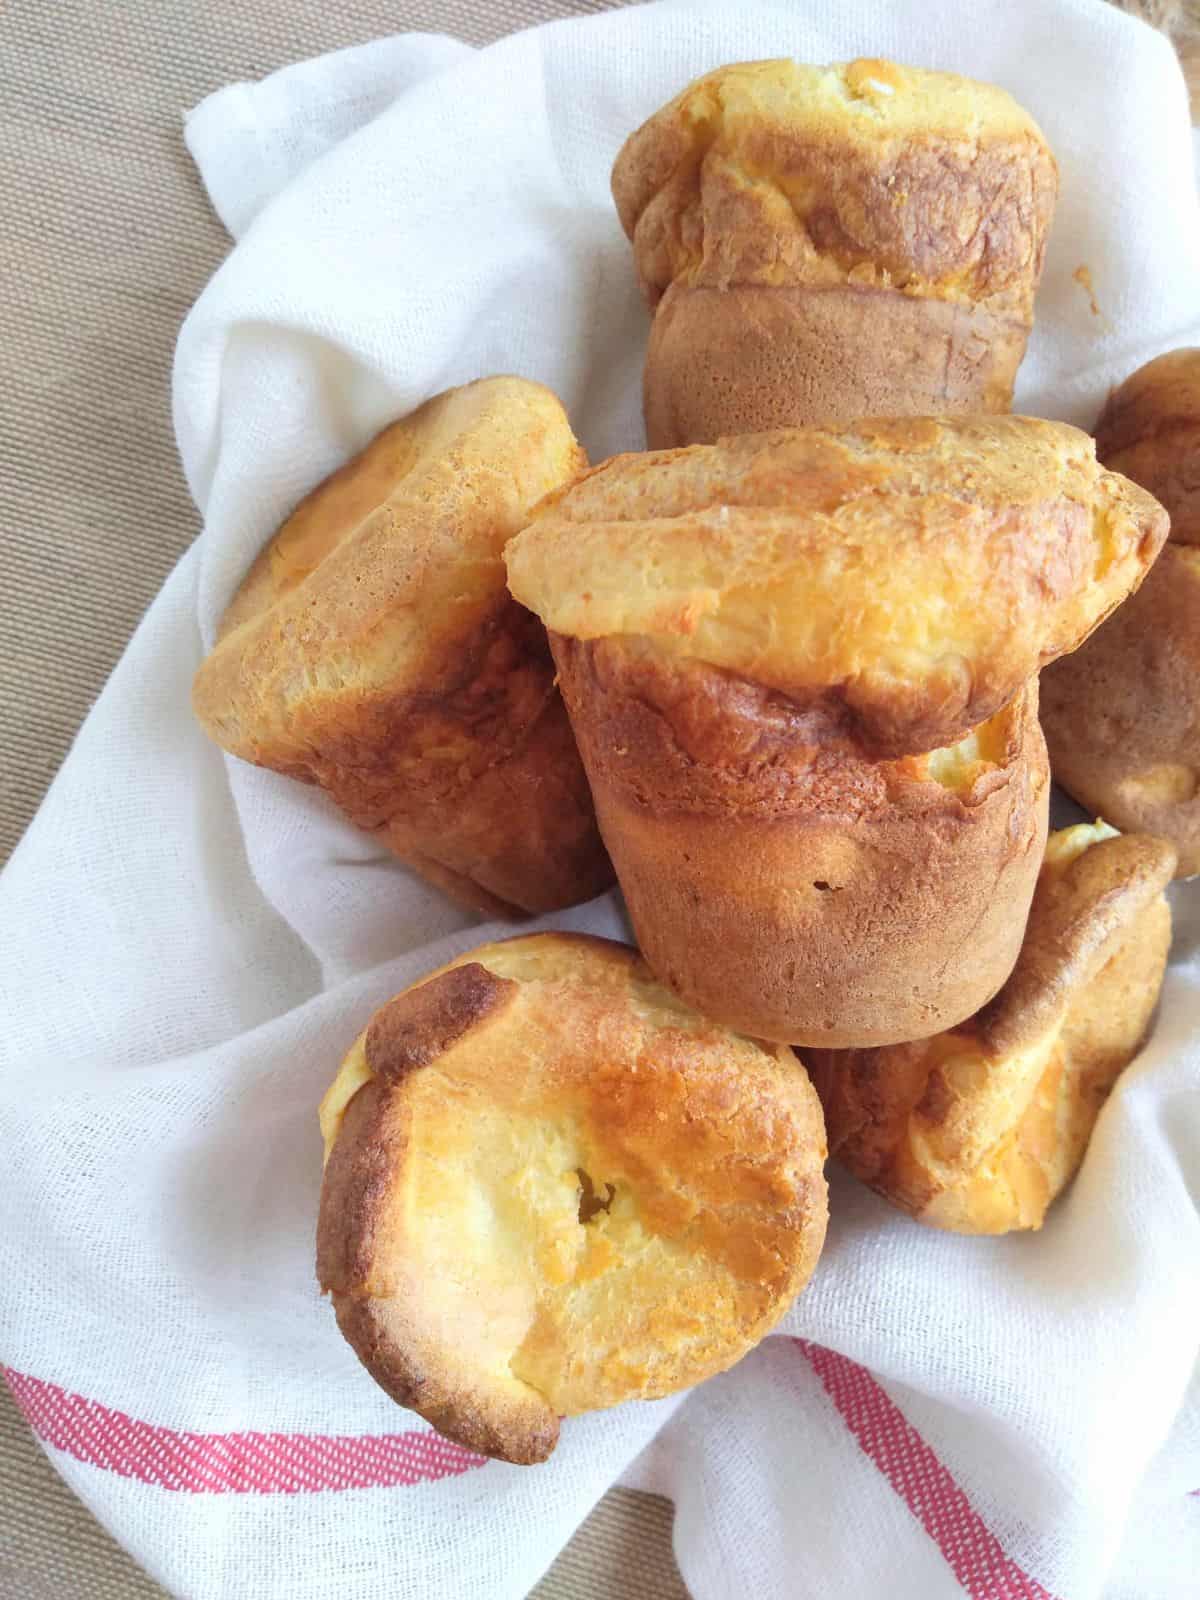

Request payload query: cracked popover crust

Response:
[506,416,1166,1046]
[1042,350,1200,876]
[611,58,1057,446]
[192,377,612,917]
[316,933,829,1463]
[808,825,1176,1233]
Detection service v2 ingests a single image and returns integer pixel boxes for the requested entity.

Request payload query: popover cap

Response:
[193,376,585,768]
[506,415,1167,756]
[612,58,1056,314]
[317,933,828,1464]
[1094,347,1200,545]
[810,825,1176,1233]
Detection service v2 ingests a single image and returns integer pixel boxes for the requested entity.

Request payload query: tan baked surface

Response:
[639,278,1027,448]
[612,57,1056,315]
[1093,347,1200,544]
[808,826,1176,1233]
[195,376,583,760]
[317,933,829,1462]
[1043,349,1200,877]
[1042,545,1200,876]
[193,376,612,914]
[507,415,1167,757]
[554,639,1049,1045]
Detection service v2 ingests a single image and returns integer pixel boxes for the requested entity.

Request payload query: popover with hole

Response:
[317,933,829,1463]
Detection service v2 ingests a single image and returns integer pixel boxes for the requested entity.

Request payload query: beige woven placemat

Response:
[0,7,691,1596]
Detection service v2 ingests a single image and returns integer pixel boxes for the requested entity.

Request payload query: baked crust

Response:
[1043,350,1200,877]
[1042,547,1200,876]
[642,280,1026,449]
[192,377,612,915]
[553,637,1049,1046]
[506,415,1167,758]
[1093,348,1200,544]
[316,934,829,1463]
[612,58,1056,313]
[611,58,1056,444]
[808,827,1176,1232]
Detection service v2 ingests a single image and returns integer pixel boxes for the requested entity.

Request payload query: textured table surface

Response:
[0,7,692,1596]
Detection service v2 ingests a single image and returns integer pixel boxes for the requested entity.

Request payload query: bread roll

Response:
[808,825,1176,1233]
[612,58,1057,447]
[507,416,1166,1046]
[316,934,828,1463]
[192,377,612,915]
[1042,350,1200,875]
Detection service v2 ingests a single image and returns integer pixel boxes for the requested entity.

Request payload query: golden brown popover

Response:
[317,933,829,1463]
[506,415,1167,1046]
[612,58,1057,447]
[1042,350,1200,876]
[808,825,1176,1233]
[192,377,612,915]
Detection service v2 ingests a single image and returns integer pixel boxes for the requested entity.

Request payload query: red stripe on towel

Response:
[3,1367,485,1494]
[796,1340,1059,1600]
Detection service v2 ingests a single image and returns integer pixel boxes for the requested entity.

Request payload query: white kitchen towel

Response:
[1,3,1198,1598]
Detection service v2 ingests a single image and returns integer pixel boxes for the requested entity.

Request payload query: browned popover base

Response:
[808,826,1176,1232]
[317,934,828,1463]
[192,377,612,915]
[552,636,1049,1047]
[643,280,1026,448]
